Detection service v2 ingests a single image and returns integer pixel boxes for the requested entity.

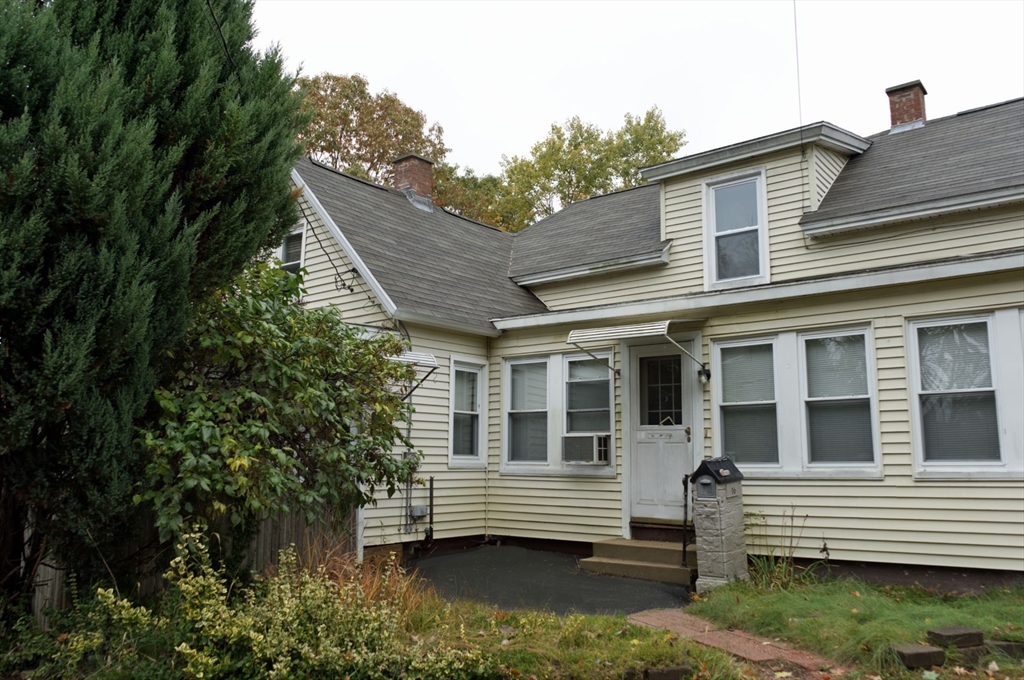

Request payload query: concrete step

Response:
[579,556,693,585]
[593,538,698,568]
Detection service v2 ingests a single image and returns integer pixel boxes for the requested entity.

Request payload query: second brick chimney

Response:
[886,80,927,132]
[393,153,434,200]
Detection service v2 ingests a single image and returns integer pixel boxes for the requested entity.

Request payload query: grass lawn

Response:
[688,576,1024,676]
[413,599,751,680]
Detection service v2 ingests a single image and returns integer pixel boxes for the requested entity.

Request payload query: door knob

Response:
[684,426,691,443]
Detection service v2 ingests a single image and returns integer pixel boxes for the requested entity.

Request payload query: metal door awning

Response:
[392,351,439,400]
[566,320,709,376]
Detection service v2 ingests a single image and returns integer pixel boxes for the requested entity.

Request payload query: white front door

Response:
[630,343,694,523]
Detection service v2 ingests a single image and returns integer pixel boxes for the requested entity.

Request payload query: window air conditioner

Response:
[562,434,611,465]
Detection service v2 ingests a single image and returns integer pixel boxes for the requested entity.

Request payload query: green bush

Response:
[3,533,507,679]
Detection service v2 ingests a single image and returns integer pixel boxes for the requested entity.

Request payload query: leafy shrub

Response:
[10,532,506,679]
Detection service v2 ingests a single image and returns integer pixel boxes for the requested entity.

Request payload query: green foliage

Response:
[137,263,418,547]
[0,0,306,605]
[297,72,449,185]
[689,578,1024,673]
[495,107,686,231]
[4,533,505,679]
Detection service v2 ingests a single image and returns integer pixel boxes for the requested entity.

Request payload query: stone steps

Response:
[579,539,697,585]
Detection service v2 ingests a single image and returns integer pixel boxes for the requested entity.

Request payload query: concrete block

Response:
[647,664,691,680]
[986,639,1024,660]
[927,626,984,649]
[696,575,730,594]
[895,644,944,669]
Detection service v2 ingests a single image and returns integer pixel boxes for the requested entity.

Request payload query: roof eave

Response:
[392,308,503,338]
[640,122,872,183]
[801,186,1024,237]
[511,242,672,286]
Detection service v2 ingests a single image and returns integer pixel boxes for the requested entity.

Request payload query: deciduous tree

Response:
[137,264,417,560]
[0,0,306,611]
[297,73,448,185]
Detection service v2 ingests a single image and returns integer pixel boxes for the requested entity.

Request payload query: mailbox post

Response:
[690,457,748,593]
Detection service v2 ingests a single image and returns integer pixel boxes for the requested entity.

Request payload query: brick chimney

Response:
[886,80,927,132]
[393,153,434,200]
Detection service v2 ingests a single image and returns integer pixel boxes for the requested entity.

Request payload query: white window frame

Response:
[501,352,616,477]
[703,167,770,291]
[562,353,614,465]
[908,310,1024,480]
[713,328,883,479]
[712,335,783,470]
[448,356,486,469]
[280,220,307,273]
[797,327,881,472]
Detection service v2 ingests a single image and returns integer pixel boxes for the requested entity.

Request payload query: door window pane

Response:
[640,355,682,426]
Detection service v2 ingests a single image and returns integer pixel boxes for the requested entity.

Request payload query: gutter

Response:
[392,308,503,338]
[801,187,1024,237]
[492,250,1024,330]
[511,242,672,286]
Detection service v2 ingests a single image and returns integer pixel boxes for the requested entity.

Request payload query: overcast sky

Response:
[252,1,1024,177]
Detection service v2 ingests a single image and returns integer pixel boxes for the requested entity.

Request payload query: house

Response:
[288,81,1024,574]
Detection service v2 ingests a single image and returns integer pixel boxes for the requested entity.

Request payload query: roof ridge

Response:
[306,157,395,193]
[865,95,1024,139]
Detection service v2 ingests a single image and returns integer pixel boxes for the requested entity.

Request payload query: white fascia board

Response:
[802,187,1024,237]
[511,243,671,286]
[291,168,398,315]
[392,308,502,338]
[640,122,871,183]
[492,251,1023,330]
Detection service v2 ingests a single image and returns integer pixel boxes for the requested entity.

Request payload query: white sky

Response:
[252,1,1024,177]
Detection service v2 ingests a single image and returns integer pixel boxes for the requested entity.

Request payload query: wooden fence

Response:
[31,508,356,626]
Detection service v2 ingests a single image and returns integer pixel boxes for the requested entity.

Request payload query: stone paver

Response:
[629,609,841,672]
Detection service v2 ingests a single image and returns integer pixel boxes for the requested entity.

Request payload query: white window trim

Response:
[796,327,881,474]
[500,351,616,478]
[703,167,770,291]
[281,219,307,272]
[908,310,1024,480]
[448,355,486,469]
[712,329,883,480]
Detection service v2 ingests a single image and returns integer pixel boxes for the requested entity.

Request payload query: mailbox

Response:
[689,457,748,593]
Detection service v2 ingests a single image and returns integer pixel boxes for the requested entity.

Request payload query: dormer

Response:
[640,123,871,292]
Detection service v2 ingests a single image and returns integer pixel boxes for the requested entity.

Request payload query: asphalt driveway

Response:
[408,545,688,616]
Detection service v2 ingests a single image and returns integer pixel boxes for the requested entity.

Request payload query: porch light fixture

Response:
[698,364,711,384]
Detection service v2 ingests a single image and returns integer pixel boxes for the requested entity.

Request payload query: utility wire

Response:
[204,0,238,72]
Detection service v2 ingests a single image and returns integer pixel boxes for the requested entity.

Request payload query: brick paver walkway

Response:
[629,609,842,672]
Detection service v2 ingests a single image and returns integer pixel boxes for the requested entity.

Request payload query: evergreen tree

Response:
[0,0,306,611]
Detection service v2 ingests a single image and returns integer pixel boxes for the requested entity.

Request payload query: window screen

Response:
[804,335,873,463]
[509,362,547,461]
[720,343,778,464]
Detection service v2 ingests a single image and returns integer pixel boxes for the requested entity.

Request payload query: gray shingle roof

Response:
[296,158,547,330]
[509,183,666,278]
[803,97,1024,226]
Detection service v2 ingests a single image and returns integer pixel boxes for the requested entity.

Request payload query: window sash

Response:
[707,173,765,284]
[452,366,480,458]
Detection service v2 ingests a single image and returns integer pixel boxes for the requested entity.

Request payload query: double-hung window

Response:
[449,359,485,467]
[508,360,548,462]
[719,341,779,464]
[280,222,306,274]
[908,310,1024,479]
[563,358,612,464]
[705,169,769,288]
[503,352,615,473]
[715,328,880,476]
[801,331,875,464]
